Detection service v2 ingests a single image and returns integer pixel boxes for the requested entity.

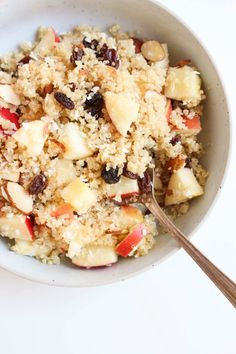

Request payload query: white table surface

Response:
[0,1,236,353]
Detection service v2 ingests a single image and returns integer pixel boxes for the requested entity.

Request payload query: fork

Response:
[136,170,236,308]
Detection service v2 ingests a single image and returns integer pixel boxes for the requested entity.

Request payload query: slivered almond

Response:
[1,185,10,202]
[4,181,33,214]
[49,138,66,153]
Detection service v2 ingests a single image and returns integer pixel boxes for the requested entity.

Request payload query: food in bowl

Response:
[0,25,207,268]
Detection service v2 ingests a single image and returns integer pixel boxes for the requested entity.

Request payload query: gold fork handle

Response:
[145,196,236,308]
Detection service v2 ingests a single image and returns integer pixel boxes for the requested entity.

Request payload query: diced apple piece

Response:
[0,107,20,135]
[165,99,172,123]
[53,159,77,186]
[164,66,201,103]
[72,245,118,269]
[105,176,139,198]
[165,168,203,206]
[115,224,147,257]
[104,92,139,136]
[61,178,97,214]
[0,215,34,240]
[120,205,144,227]
[34,27,56,53]
[4,181,33,214]
[13,120,48,157]
[51,204,74,219]
[0,168,20,182]
[173,115,201,136]
[0,84,20,106]
[59,123,93,160]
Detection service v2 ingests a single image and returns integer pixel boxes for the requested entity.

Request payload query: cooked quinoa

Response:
[0,25,208,268]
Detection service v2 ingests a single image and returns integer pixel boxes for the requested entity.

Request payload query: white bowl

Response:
[0,0,230,287]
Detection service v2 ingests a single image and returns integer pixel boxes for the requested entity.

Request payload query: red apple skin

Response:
[25,216,35,240]
[109,191,140,199]
[165,99,172,123]
[115,224,147,257]
[182,115,201,131]
[172,115,201,135]
[52,28,60,43]
[0,108,19,135]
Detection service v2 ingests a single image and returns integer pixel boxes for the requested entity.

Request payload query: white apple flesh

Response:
[13,120,48,157]
[165,168,203,205]
[105,176,139,198]
[0,84,20,106]
[72,245,118,269]
[59,123,93,160]
[104,92,139,136]
[0,215,34,240]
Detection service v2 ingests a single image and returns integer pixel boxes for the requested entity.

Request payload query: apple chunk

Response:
[53,159,77,186]
[120,205,144,227]
[115,224,147,257]
[105,176,139,198]
[34,27,56,53]
[4,181,33,214]
[0,107,20,135]
[165,168,203,206]
[61,178,97,214]
[0,84,20,106]
[59,123,93,160]
[72,245,118,269]
[173,115,201,136]
[0,215,34,240]
[104,92,139,136]
[13,120,48,157]
[164,66,201,103]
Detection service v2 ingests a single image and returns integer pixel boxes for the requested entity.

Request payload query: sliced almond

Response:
[0,169,20,182]
[0,84,21,106]
[4,181,33,214]
[1,185,10,202]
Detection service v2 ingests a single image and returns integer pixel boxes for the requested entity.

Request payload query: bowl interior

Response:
[0,0,230,286]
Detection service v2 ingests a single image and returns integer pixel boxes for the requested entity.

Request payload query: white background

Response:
[0,1,236,353]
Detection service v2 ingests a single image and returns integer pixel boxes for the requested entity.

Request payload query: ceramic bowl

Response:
[0,0,230,286]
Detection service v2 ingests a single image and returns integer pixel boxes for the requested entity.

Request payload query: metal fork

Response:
[135,170,236,308]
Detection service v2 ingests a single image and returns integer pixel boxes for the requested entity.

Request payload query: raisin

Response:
[101,166,120,184]
[82,37,99,50]
[68,82,76,92]
[84,92,104,118]
[131,37,143,54]
[170,135,181,146]
[185,157,192,168]
[96,44,119,69]
[15,107,22,116]
[138,171,152,194]
[70,46,85,67]
[122,164,138,179]
[172,100,187,110]
[54,92,75,110]
[18,56,32,65]
[29,173,48,195]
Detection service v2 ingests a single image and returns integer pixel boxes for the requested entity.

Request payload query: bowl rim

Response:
[0,0,232,287]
